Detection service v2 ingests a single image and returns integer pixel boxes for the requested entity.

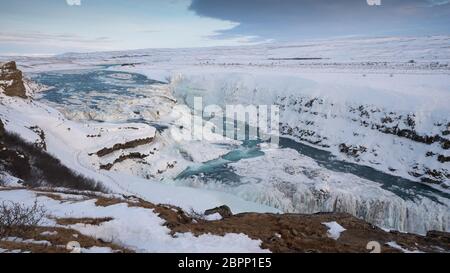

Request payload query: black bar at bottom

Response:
[0,253,444,272]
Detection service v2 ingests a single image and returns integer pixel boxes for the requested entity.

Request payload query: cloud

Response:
[0,31,116,54]
[189,0,450,41]
[66,0,81,6]
[0,31,112,44]
[425,0,450,6]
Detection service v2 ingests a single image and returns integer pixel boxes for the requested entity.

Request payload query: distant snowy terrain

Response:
[1,36,449,235]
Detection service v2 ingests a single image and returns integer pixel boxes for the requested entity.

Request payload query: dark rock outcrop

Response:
[0,128,104,191]
[99,152,149,170]
[205,205,233,218]
[95,137,154,157]
[28,126,47,151]
[438,154,450,163]
[278,95,450,187]
[0,119,4,139]
[164,208,450,253]
[339,143,367,158]
[0,61,27,98]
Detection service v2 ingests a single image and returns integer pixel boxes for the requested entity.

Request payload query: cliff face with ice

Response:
[170,71,450,191]
[179,147,449,235]
[230,149,449,234]
[277,94,450,186]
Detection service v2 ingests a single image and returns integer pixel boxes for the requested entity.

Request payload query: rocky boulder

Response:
[0,61,27,98]
[205,205,233,218]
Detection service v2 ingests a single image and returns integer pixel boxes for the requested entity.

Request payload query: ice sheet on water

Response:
[180,148,449,234]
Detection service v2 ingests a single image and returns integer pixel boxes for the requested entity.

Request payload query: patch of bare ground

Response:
[3,187,449,253]
[0,186,25,191]
[36,192,92,203]
[56,217,114,226]
[95,197,125,207]
[0,226,131,253]
[94,137,154,157]
[36,192,64,201]
[93,194,450,253]
[36,187,113,199]
[170,212,450,253]
[188,209,449,252]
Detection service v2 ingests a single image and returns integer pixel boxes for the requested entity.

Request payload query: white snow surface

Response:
[322,221,346,240]
[205,213,223,221]
[0,189,269,253]
[386,241,423,253]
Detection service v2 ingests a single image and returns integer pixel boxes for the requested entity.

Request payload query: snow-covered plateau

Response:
[1,36,449,244]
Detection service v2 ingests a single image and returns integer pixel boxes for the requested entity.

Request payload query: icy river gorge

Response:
[32,68,450,235]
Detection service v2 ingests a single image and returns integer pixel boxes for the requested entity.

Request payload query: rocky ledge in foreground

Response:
[0,187,448,253]
[169,207,450,253]
[0,61,27,98]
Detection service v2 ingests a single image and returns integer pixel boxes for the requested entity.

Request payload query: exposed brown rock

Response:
[438,154,450,163]
[0,119,4,139]
[205,205,233,218]
[95,137,154,157]
[56,217,114,226]
[109,197,449,253]
[0,61,27,98]
[0,226,131,253]
[426,230,450,245]
[339,143,367,158]
[99,152,149,170]
[170,211,450,253]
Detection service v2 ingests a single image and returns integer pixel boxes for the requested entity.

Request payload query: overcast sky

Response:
[0,0,449,55]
